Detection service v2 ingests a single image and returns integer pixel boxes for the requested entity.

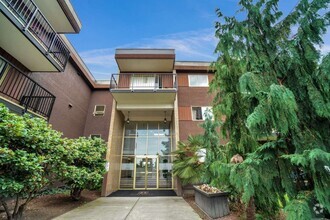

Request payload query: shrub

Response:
[0,104,63,219]
[57,137,107,200]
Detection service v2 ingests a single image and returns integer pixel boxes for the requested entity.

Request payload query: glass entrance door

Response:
[134,156,158,189]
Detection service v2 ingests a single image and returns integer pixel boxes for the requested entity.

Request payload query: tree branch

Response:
[1,200,11,220]
[13,194,20,217]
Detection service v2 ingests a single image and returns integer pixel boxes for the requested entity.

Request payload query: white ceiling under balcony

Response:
[121,109,174,122]
[33,0,81,33]
[0,13,57,71]
[115,49,175,73]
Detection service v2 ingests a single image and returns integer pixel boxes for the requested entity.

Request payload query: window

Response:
[188,75,208,87]
[93,105,106,116]
[0,58,6,73]
[90,134,101,139]
[131,75,156,89]
[192,106,213,121]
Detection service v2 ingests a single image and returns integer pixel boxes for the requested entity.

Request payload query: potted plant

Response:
[193,184,230,218]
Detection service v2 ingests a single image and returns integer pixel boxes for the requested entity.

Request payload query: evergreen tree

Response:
[210,0,330,218]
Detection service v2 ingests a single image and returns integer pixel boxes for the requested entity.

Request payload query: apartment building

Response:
[0,0,112,139]
[102,49,214,196]
[0,0,214,197]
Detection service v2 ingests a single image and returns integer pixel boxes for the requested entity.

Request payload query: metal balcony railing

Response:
[110,73,177,91]
[0,0,70,70]
[0,59,56,118]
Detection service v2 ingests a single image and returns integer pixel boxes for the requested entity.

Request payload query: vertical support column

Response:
[101,100,125,196]
[173,93,183,196]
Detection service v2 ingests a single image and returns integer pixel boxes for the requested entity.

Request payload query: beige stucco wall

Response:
[172,94,182,196]
[101,100,124,196]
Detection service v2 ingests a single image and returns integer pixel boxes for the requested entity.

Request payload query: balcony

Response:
[110,73,177,110]
[0,58,56,118]
[0,0,70,71]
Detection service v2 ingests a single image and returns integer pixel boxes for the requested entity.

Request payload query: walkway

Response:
[54,197,201,220]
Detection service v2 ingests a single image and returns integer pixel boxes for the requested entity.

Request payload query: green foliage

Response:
[284,192,313,220]
[172,135,204,185]
[173,112,225,187]
[211,0,330,218]
[57,137,107,200]
[0,104,107,218]
[0,104,63,219]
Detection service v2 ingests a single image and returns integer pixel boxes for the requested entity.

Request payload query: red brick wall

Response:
[177,73,215,141]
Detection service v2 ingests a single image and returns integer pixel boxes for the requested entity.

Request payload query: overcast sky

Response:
[67,0,329,80]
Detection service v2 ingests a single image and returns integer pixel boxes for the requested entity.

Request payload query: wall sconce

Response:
[126,111,130,124]
[163,111,167,124]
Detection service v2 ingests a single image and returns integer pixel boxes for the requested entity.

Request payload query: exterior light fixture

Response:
[126,111,130,124]
[164,111,167,124]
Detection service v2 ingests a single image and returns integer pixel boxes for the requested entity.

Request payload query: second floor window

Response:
[192,106,213,120]
[93,105,106,116]
[188,75,208,87]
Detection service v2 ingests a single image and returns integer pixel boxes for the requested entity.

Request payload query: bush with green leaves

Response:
[0,104,108,219]
[172,135,204,185]
[57,137,107,200]
[0,104,63,220]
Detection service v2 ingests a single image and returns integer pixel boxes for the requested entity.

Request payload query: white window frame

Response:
[188,74,209,87]
[93,105,106,116]
[191,106,213,121]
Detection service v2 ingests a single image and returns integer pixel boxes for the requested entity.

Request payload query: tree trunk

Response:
[246,196,256,220]
[70,187,83,201]
[11,205,26,220]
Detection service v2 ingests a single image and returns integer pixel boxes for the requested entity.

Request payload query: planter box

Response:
[194,186,230,219]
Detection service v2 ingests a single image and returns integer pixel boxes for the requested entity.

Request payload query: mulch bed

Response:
[0,190,100,220]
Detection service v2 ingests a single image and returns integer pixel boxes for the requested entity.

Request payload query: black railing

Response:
[0,60,56,118]
[110,73,177,90]
[0,0,70,69]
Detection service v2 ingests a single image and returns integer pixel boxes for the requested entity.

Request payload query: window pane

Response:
[159,156,173,188]
[189,75,208,87]
[159,137,171,155]
[125,122,136,136]
[158,122,170,136]
[123,138,135,155]
[192,107,203,120]
[120,156,134,188]
[0,58,5,73]
[202,107,213,120]
[148,122,159,136]
[137,122,148,136]
[147,137,158,155]
[136,137,147,155]
[131,76,155,89]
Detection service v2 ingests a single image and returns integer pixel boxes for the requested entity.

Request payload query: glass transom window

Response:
[188,74,208,87]
[123,122,172,156]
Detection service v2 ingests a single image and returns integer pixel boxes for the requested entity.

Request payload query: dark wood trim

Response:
[115,54,175,59]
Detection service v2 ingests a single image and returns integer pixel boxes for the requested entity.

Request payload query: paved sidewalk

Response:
[54,197,201,220]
